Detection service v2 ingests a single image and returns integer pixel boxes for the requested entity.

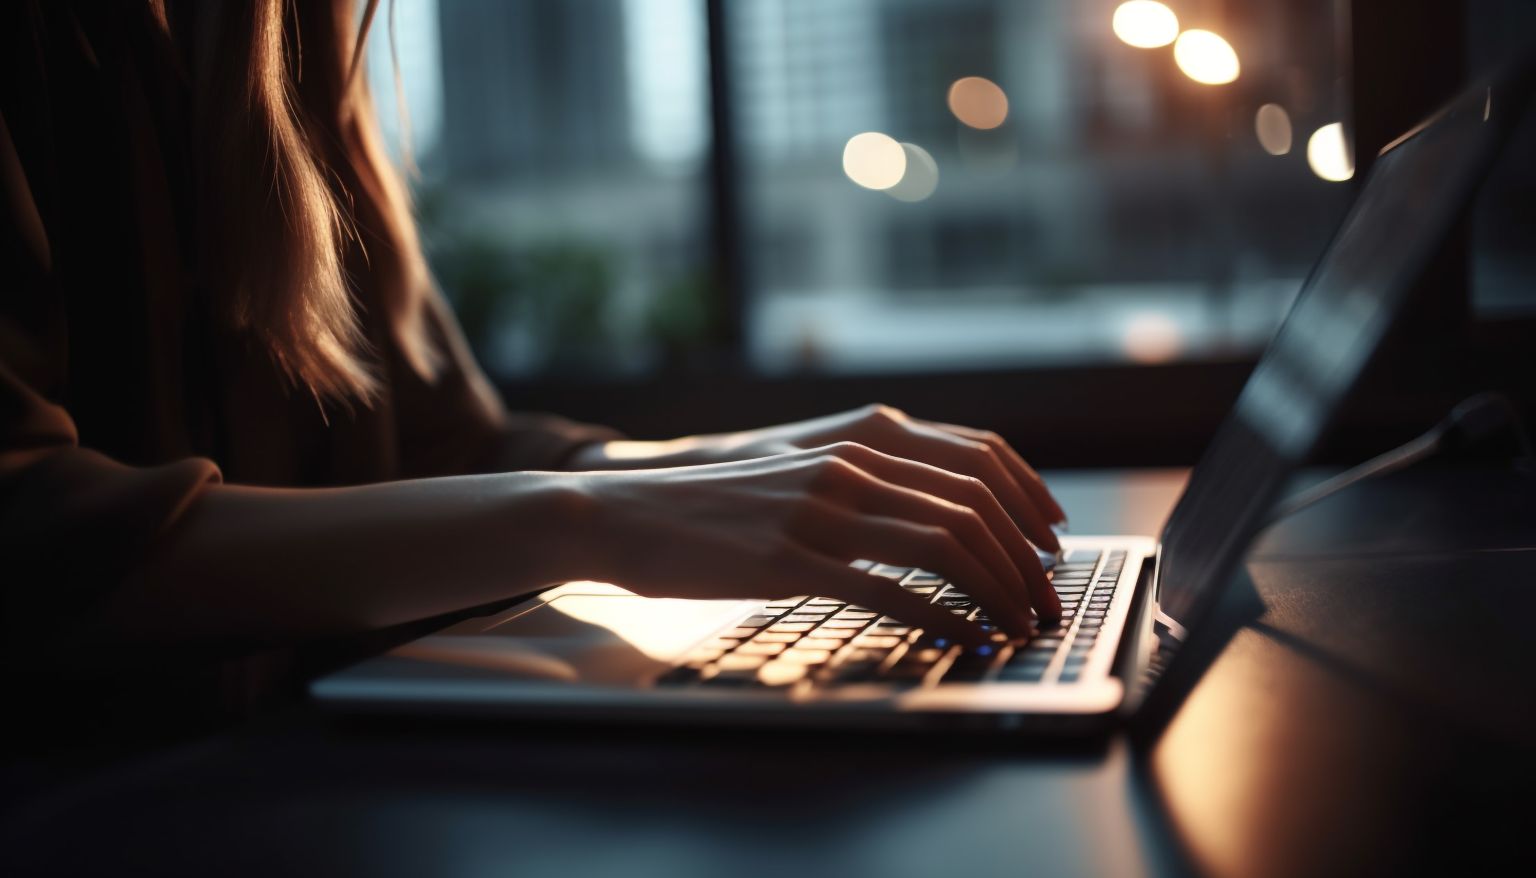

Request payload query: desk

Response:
[3,466,1534,877]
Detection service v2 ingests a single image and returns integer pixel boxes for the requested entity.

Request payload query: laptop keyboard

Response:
[657,549,1127,690]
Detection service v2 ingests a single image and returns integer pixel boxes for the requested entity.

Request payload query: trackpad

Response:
[393,595,753,686]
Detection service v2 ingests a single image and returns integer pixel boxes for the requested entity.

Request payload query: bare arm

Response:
[102,472,588,648]
[97,430,1067,654]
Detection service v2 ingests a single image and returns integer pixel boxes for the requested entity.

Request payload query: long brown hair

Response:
[174,0,436,403]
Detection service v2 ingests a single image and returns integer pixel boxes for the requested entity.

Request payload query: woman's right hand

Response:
[569,442,1059,646]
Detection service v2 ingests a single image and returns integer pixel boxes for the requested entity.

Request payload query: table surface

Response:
[4,466,1535,878]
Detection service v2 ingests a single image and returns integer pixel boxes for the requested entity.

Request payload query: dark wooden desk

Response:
[4,466,1534,877]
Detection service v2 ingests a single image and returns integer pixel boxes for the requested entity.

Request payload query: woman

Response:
[0,1,1064,712]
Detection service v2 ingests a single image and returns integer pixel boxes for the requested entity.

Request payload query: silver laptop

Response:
[314,67,1528,734]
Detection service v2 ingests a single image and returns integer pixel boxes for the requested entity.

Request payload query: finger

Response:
[821,446,1057,620]
[922,420,1068,524]
[791,505,1032,638]
[842,478,1043,632]
[887,424,1061,553]
[787,552,991,647]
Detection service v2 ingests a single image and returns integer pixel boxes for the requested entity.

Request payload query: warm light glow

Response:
[886,142,939,202]
[947,76,1009,130]
[842,132,907,190]
[1254,103,1293,156]
[1306,122,1354,182]
[1173,30,1240,85]
[1112,1,1179,49]
[1122,312,1183,363]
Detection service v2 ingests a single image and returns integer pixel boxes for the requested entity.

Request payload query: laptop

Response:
[314,64,1531,734]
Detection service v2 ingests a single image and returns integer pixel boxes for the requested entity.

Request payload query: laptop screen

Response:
[1153,72,1526,628]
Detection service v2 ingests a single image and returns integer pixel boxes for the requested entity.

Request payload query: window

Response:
[371,0,1357,380]
[368,0,714,377]
[725,0,1354,373]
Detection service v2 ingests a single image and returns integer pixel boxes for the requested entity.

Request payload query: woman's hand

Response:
[570,404,1066,554]
[569,441,1062,645]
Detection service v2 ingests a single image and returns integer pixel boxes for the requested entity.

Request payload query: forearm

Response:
[99,472,595,648]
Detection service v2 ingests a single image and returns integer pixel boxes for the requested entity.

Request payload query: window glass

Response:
[726,0,1354,373]
[368,0,714,377]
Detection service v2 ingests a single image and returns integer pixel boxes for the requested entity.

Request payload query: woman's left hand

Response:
[568,404,1066,553]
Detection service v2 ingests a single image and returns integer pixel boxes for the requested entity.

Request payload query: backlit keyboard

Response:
[656,549,1127,690]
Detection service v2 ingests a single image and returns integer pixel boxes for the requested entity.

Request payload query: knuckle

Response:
[828,440,869,460]
[784,494,830,529]
[919,524,956,553]
[952,507,986,536]
[809,455,857,492]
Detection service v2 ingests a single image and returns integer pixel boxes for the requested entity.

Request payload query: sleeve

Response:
[0,371,221,645]
[1,95,221,650]
[385,285,624,478]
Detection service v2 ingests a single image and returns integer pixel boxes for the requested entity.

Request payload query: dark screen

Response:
[1155,79,1517,627]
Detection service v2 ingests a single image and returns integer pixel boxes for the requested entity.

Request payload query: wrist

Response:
[488,472,609,585]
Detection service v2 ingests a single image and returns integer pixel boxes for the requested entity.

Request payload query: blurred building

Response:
[376,0,1355,377]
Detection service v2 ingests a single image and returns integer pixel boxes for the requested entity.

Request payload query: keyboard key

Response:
[738,642,787,656]
[770,622,816,634]
[766,598,806,610]
[757,661,809,687]
[740,615,780,628]
[839,611,879,620]
[722,628,761,640]
[798,637,847,650]
[807,598,844,608]
[809,628,857,639]
[904,571,945,586]
[754,632,801,644]
[895,648,946,671]
[832,658,886,679]
[842,648,892,663]
[882,663,933,683]
[718,654,769,671]
[870,565,911,579]
[784,613,830,624]
[856,635,904,649]
[780,648,834,664]
[821,618,869,629]
[999,653,1050,680]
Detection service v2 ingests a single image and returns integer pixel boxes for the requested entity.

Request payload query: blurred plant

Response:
[514,242,616,372]
[421,204,619,374]
[643,269,720,370]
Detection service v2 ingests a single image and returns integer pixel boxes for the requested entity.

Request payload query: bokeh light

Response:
[1112,1,1180,49]
[1306,122,1354,182]
[1173,30,1240,85]
[947,76,1009,130]
[1122,312,1184,363]
[886,143,940,202]
[1255,103,1293,156]
[842,132,907,190]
